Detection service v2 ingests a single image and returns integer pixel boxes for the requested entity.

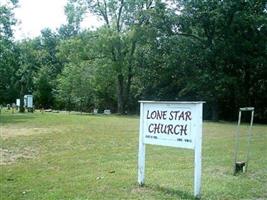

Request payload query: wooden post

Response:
[194,104,202,198]
[138,102,146,186]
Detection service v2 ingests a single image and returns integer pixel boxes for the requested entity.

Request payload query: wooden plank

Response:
[138,102,145,186]
[194,104,202,198]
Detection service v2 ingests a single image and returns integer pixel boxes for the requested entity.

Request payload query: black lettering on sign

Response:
[147,124,188,135]
[185,111,192,121]
[169,110,192,121]
[147,110,167,120]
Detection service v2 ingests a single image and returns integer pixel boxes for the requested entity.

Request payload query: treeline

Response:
[1,0,267,122]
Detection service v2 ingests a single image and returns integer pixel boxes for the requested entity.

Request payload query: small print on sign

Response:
[143,103,195,149]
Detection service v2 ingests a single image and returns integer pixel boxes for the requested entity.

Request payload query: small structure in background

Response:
[24,95,34,112]
[93,108,98,114]
[104,109,111,115]
[233,107,254,175]
[16,99,20,110]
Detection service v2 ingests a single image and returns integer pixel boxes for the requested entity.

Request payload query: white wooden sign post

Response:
[138,101,204,198]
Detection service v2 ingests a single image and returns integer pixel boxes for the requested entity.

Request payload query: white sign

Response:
[23,95,33,108]
[16,99,20,107]
[138,101,204,198]
[27,95,33,108]
[104,109,111,115]
[143,103,196,149]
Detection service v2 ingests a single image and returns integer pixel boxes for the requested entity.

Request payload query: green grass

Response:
[0,111,266,199]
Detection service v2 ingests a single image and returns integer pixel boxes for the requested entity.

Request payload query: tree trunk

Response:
[124,65,133,113]
[124,41,136,113]
[117,74,124,114]
[19,83,25,113]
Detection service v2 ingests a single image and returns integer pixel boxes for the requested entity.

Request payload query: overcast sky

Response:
[14,0,100,40]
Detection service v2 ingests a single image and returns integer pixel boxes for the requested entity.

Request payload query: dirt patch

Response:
[0,147,38,165]
[131,186,151,194]
[1,127,61,139]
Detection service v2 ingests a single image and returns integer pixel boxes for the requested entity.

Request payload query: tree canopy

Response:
[0,0,266,122]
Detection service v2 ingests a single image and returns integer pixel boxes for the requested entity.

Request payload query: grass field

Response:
[0,111,266,199]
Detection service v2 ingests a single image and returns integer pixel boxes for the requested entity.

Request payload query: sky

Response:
[13,0,100,40]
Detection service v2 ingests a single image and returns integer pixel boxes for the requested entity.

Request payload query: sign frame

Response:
[138,101,204,198]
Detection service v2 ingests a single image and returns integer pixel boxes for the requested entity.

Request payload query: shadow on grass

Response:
[144,184,196,199]
[0,113,36,124]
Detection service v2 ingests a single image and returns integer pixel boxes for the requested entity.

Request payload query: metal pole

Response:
[233,110,242,174]
[245,109,254,172]
[233,107,254,175]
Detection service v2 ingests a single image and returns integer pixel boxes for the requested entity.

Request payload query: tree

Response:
[16,29,63,109]
[58,0,85,39]
[16,38,42,111]
[56,30,117,111]
[34,29,63,108]
[172,0,267,121]
[0,0,19,105]
[75,0,155,113]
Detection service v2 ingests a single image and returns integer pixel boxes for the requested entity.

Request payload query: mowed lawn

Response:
[0,111,266,200]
